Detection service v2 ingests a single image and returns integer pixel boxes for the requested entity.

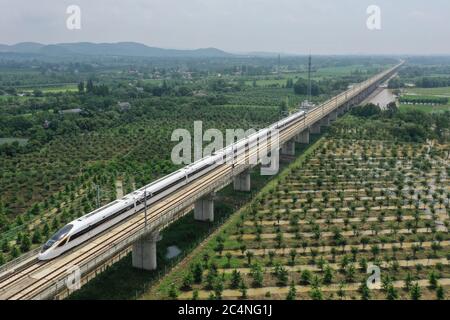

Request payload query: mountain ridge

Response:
[0,41,234,58]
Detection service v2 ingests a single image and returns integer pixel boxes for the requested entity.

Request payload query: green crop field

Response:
[399,86,450,113]
[21,84,79,93]
[0,138,29,146]
[399,104,450,114]
[405,87,450,97]
[144,111,450,300]
[143,108,450,301]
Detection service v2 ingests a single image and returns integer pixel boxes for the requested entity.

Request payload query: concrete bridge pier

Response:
[310,122,321,134]
[132,231,161,271]
[295,130,310,144]
[233,169,251,191]
[329,110,338,121]
[355,94,365,104]
[281,139,295,156]
[194,192,215,222]
[320,116,330,126]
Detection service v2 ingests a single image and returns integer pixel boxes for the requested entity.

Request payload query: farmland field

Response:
[406,87,450,97]
[145,112,450,300]
[241,65,387,88]
[20,84,78,93]
[399,86,450,113]
[399,104,450,114]
[0,138,28,146]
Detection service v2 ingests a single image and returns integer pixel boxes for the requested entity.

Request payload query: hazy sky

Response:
[1,0,449,54]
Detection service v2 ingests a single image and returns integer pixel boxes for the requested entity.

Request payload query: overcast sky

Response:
[1,0,449,55]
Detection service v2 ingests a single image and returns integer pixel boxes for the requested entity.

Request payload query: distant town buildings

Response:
[193,90,207,97]
[59,108,83,115]
[118,101,131,111]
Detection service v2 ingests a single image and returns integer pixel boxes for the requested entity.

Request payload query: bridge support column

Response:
[329,111,338,121]
[320,116,330,126]
[295,130,310,144]
[132,232,160,271]
[194,192,215,221]
[233,169,251,191]
[281,139,295,156]
[347,100,354,109]
[310,122,321,134]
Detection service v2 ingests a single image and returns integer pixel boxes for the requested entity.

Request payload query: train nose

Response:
[38,252,48,260]
[38,248,53,260]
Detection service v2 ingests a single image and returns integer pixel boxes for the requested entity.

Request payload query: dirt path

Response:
[215,258,448,275]
[223,240,450,256]
[244,214,431,226]
[257,203,444,216]
[233,227,433,240]
[178,278,450,299]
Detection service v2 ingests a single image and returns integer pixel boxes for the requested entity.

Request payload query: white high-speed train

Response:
[38,110,307,260]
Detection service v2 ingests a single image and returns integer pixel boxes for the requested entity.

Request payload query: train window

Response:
[68,227,90,242]
[57,237,68,247]
[41,240,55,252]
[41,224,73,252]
[49,224,73,242]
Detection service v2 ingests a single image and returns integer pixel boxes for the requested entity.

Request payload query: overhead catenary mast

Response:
[307,53,312,103]
[277,53,281,76]
[301,52,315,110]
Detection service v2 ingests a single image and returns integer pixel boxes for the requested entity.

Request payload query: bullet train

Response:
[38,110,307,260]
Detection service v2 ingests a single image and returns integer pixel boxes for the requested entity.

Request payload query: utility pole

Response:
[277,54,281,76]
[95,184,100,208]
[144,188,148,226]
[307,53,312,103]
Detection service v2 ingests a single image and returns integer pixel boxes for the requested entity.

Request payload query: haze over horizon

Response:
[1,0,450,55]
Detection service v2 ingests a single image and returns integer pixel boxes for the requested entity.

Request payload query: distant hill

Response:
[1,42,45,53]
[0,42,233,58]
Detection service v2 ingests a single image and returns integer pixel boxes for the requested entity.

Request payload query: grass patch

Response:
[405,87,450,97]
[399,104,450,114]
[20,84,78,93]
[0,138,29,146]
